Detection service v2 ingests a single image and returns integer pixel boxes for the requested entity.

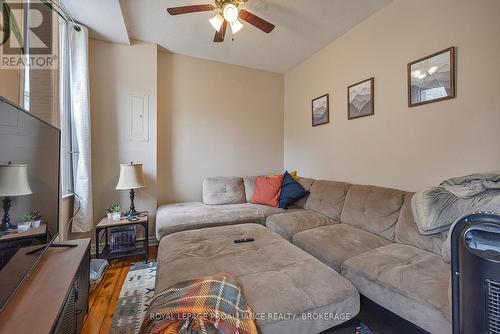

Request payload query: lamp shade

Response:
[116,163,146,190]
[209,14,224,32]
[230,19,243,34]
[0,164,33,197]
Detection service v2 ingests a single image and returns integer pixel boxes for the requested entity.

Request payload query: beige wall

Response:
[284,0,500,191]
[157,52,284,203]
[88,39,158,238]
[84,41,283,240]
[0,69,20,105]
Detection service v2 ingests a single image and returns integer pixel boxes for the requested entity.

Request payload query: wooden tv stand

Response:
[0,238,90,334]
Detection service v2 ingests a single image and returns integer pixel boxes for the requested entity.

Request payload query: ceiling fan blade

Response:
[214,20,227,42]
[239,10,275,33]
[167,4,214,15]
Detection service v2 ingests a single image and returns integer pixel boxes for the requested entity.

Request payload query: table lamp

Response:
[0,163,33,231]
[115,162,145,217]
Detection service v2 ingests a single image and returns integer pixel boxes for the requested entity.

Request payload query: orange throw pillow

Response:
[251,175,284,207]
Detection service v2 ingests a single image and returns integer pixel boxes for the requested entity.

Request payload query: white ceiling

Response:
[61,0,130,45]
[62,0,392,73]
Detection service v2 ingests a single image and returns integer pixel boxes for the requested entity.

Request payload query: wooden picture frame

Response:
[311,94,329,127]
[408,47,456,107]
[348,77,374,120]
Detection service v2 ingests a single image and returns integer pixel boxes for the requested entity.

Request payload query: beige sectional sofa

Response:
[155,176,451,333]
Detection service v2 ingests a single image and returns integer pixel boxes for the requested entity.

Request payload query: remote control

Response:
[234,238,255,243]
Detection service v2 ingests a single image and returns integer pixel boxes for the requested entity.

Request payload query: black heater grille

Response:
[488,279,500,334]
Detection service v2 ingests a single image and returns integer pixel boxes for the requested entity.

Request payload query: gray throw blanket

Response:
[411,171,500,235]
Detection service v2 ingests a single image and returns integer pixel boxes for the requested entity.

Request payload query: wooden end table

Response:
[0,224,48,268]
[95,212,149,263]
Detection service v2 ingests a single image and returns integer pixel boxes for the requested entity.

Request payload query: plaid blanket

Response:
[140,273,258,334]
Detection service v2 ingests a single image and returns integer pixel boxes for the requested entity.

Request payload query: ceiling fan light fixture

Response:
[223,3,239,23]
[209,14,224,31]
[230,19,243,34]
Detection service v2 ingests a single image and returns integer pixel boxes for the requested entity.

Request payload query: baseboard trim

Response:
[90,236,158,256]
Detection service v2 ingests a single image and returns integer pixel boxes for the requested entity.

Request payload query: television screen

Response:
[0,97,60,311]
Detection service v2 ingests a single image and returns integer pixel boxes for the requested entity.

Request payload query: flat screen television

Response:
[0,97,60,311]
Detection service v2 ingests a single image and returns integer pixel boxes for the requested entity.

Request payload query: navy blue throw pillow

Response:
[279,171,309,209]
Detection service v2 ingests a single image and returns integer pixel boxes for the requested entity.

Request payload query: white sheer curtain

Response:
[61,22,93,232]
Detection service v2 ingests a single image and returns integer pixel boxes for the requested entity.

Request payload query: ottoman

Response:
[155,223,360,334]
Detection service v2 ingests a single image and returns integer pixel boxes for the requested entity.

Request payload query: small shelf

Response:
[99,241,146,260]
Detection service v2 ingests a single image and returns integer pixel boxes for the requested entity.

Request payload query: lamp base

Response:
[0,221,16,232]
[1,197,16,231]
[127,189,140,218]
[126,208,140,218]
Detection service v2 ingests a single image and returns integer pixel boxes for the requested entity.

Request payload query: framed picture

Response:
[408,47,456,107]
[312,94,329,126]
[348,77,374,120]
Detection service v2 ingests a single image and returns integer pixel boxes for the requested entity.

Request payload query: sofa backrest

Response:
[294,177,315,208]
[340,184,405,241]
[305,180,350,221]
[395,193,447,255]
[202,177,246,205]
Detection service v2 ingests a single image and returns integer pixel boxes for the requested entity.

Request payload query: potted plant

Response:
[24,211,42,227]
[106,205,122,221]
[20,211,42,231]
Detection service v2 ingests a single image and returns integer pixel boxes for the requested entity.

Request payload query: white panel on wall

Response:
[129,93,149,142]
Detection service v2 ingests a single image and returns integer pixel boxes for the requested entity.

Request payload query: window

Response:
[59,18,77,196]
[22,2,30,111]
[20,3,73,195]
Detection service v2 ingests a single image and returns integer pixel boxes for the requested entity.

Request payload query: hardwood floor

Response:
[82,246,158,334]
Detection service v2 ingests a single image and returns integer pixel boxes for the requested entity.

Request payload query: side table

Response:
[95,212,149,262]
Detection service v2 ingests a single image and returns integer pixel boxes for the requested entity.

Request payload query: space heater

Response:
[451,212,500,334]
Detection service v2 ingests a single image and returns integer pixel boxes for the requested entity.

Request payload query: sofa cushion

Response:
[251,175,284,207]
[266,210,335,241]
[243,176,258,202]
[202,177,246,205]
[340,184,405,241]
[305,180,350,220]
[441,231,453,264]
[395,193,447,255]
[279,171,309,209]
[341,243,451,334]
[253,203,288,217]
[156,224,360,334]
[292,224,391,272]
[294,177,315,208]
[155,202,285,240]
[244,174,299,204]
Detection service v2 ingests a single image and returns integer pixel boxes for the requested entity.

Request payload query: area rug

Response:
[111,261,157,334]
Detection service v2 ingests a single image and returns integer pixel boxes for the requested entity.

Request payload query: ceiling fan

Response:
[167,0,275,42]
